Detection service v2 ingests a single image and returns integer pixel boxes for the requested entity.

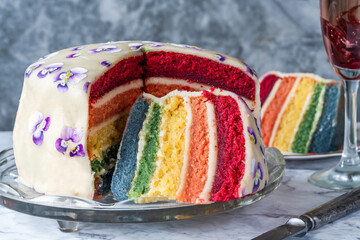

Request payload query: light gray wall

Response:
[0,0,343,130]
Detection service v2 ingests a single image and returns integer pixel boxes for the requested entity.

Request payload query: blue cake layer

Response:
[309,84,343,153]
[111,96,150,201]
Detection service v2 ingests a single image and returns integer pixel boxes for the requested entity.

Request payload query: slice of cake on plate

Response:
[260,71,344,154]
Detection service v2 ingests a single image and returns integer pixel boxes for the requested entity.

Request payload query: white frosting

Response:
[13,42,143,198]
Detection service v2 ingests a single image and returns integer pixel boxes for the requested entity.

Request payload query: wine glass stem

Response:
[337,79,360,169]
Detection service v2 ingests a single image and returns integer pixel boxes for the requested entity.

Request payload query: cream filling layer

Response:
[304,85,326,151]
[287,92,313,152]
[176,97,192,197]
[268,77,301,147]
[88,112,127,136]
[146,77,212,90]
[92,78,143,108]
[261,79,281,119]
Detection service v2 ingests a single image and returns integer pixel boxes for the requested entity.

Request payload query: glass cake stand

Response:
[0,147,285,232]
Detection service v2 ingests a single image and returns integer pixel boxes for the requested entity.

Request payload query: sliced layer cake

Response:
[111,89,268,204]
[14,41,261,199]
[260,71,344,154]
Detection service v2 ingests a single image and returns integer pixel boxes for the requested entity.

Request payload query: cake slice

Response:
[260,71,344,154]
[111,89,268,204]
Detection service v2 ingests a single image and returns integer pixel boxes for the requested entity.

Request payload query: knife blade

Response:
[253,186,360,239]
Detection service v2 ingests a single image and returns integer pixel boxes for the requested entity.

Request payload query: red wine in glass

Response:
[309,0,360,190]
[321,1,360,78]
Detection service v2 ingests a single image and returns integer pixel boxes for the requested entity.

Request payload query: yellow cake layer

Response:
[87,114,128,160]
[145,96,187,199]
[272,77,316,151]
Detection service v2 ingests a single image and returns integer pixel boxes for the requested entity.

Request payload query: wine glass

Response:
[309,0,360,190]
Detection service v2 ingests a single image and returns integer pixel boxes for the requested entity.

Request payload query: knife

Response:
[253,186,360,239]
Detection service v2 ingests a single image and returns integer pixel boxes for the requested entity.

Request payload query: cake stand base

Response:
[57,220,79,232]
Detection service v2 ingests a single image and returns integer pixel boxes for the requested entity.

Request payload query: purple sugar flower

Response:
[128,43,143,50]
[252,161,264,193]
[260,145,265,156]
[170,43,202,50]
[37,63,63,78]
[245,64,257,77]
[216,54,226,62]
[83,81,90,93]
[66,53,81,58]
[25,62,44,78]
[54,67,88,92]
[39,52,58,60]
[28,112,50,146]
[88,45,122,54]
[142,41,164,47]
[71,46,83,51]
[248,127,257,144]
[70,144,85,157]
[101,60,112,67]
[55,127,85,157]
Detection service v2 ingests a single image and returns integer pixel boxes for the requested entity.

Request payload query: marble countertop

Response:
[1,131,360,240]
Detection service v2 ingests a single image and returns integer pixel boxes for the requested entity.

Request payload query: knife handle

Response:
[300,187,360,231]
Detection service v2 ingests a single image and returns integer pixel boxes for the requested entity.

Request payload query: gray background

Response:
[0,0,346,130]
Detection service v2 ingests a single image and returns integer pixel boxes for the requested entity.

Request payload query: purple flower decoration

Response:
[37,63,63,78]
[55,127,85,157]
[83,81,90,93]
[54,67,88,92]
[170,43,203,50]
[88,45,122,54]
[252,161,263,193]
[141,41,164,53]
[71,46,83,51]
[66,53,81,58]
[142,41,164,47]
[260,145,265,156]
[216,54,226,62]
[101,60,112,67]
[245,64,257,77]
[248,127,257,144]
[28,112,50,146]
[128,43,143,50]
[39,52,58,60]
[25,62,44,78]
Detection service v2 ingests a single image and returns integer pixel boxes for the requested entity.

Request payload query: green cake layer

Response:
[128,102,162,198]
[291,83,326,153]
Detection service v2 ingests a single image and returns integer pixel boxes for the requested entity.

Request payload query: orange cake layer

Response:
[262,76,296,146]
[177,97,210,203]
[88,88,142,128]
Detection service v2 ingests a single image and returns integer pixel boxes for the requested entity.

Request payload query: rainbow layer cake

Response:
[13,41,264,200]
[111,89,268,204]
[260,71,344,154]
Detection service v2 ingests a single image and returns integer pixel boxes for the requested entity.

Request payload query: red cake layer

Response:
[145,51,255,101]
[260,74,280,105]
[89,55,144,104]
[203,92,246,202]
